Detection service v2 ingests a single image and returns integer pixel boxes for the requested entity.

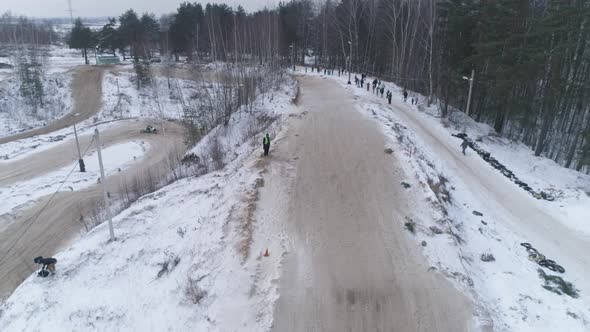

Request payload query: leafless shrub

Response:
[427,175,451,203]
[118,169,166,210]
[184,276,207,304]
[156,252,181,279]
[77,200,107,233]
[181,116,207,148]
[404,220,416,234]
[208,138,225,171]
[480,253,495,262]
[177,227,186,238]
[181,152,200,165]
[167,148,187,182]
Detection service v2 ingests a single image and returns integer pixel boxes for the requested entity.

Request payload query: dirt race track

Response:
[0,65,186,299]
[270,77,472,332]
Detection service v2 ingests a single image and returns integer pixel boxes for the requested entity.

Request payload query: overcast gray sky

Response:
[3,0,277,18]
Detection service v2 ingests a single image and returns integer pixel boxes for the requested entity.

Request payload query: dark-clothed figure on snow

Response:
[263,133,271,156]
[34,256,57,275]
[461,139,470,155]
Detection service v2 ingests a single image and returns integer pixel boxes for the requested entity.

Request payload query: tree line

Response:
[68,3,284,66]
[276,0,590,173]
[436,0,590,172]
[4,1,589,172]
[0,12,57,44]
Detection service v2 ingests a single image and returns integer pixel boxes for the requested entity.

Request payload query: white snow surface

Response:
[0,46,91,138]
[0,141,147,216]
[0,76,297,331]
[299,69,590,331]
[0,121,119,162]
[0,71,73,138]
[100,70,186,121]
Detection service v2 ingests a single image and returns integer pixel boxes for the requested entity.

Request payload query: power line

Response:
[0,136,95,268]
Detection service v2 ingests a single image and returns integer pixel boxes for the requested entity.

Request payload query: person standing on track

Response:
[461,138,470,155]
[403,90,408,102]
[263,133,271,156]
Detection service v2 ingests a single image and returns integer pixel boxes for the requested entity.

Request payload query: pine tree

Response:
[140,13,160,59]
[98,18,119,56]
[169,3,204,61]
[119,10,142,59]
[67,18,96,65]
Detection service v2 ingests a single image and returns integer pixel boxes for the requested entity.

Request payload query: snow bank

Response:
[0,74,297,331]
[187,76,298,172]
[360,99,589,331]
[0,141,148,216]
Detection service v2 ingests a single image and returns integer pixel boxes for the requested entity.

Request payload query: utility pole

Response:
[465,69,475,117]
[73,118,85,172]
[462,69,475,133]
[95,128,115,241]
[289,44,295,71]
[347,41,352,85]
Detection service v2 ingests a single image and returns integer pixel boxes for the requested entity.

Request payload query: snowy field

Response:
[100,71,187,121]
[300,69,590,331]
[0,141,147,216]
[0,75,297,331]
[0,46,87,74]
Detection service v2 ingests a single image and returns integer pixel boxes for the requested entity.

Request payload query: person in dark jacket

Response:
[387,91,392,104]
[461,138,470,155]
[34,256,57,274]
[403,90,408,102]
[263,133,271,156]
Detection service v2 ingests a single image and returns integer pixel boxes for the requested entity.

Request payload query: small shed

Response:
[96,56,121,65]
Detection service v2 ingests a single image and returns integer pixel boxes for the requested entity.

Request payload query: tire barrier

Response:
[452,133,555,201]
[520,242,565,273]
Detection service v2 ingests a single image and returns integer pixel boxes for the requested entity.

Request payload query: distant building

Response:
[96,56,120,65]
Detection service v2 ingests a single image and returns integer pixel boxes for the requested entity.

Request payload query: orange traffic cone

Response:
[264,248,270,257]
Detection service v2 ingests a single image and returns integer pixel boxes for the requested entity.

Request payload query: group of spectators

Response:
[305,65,420,106]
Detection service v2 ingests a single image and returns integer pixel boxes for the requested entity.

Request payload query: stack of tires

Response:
[452,133,554,201]
[521,243,565,273]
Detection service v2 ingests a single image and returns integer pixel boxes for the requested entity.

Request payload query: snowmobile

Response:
[140,125,158,134]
